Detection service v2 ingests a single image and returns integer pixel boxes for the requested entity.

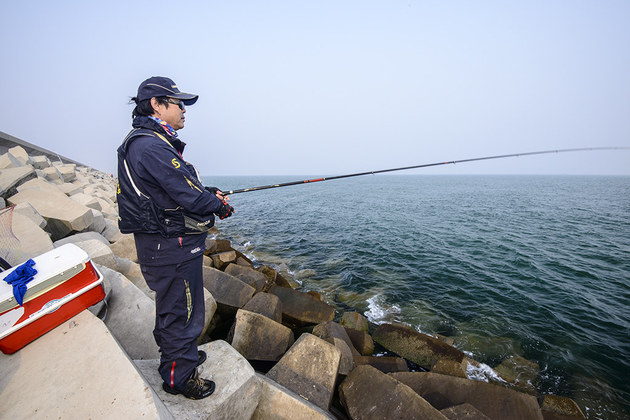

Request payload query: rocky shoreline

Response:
[0,142,588,419]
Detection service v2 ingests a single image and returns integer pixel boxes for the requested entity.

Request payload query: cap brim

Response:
[168,93,199,106]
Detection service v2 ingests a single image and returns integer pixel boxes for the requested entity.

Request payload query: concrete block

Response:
[13,201,46,228]
[7,188,93,240]
[2,211,54,266]
[55,237,118,271]
[70,192,102,210]
[16,177,63,194]
[340,365,447,420]
[29,155,51,170]
[231,309,294,361]
[56,164,77,182]
[211,250,236,270]
[269,286,335,327]
[0,166,36,199]
[8,146,29,166]
[102,218,123,242]
[242,292,282,323]
[202,266,255,314]
[135,340,261,420]
[199,288,218,343]
[252,374,336,420]
[354,356,409,373]
[440,403,491,419]
[339,311,369,333]
[0,153,15,169]
[109,233,138,262]
[344,327,374,356]
[225,263,267,292]
[97,265,160,360]
[266,333,341,411]
[87,208,106,233]
[0,311,170,419]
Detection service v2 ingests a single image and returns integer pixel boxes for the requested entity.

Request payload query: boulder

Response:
[28,156,51,170]
[0,166,36,199]
[540,394,585,419]
[312,321,360,356]
[202,266,255,314]
[432,358,468,379]
[69,192,101,210]
[354,356,409,373]
[339,365,447,420]
[114,257,154,299]
[109,233,137,262]
[494,355,539,394]
[211,250,236,270]
[257,265,292,290]
[373,323,465,370]
[344,327,374,356]
[340,311,369,333]
[266,333,341,411]
[7,188,93,240]
[389,372,543,420]
[2,211,54,265]
[242,292,283,323]
[0,311,170,419]
[440,403,490,420]
[86,208,106,233]
[54,231,110,247]
[101,218,123,242]
[135,340,261,420]
[198,288,218,344]
[225,263,267,292]
[230,309,294,361]
[55,164,77,182]
[42,166,62,183]
[269,286,335,327]
[252,374,336,420]
[0,153,15,169]
[8,146,29,166]
[16,177,63,194]
[326,337,355,375]
[56,238,118,271]
[13,201,46,228]
[96,265,160,359]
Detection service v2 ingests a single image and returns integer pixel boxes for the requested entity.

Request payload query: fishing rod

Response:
[223,146,630,195]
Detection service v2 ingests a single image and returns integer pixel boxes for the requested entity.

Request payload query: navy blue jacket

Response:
[117,116,223,265]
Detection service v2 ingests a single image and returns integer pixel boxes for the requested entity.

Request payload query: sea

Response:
[202,174,630,419]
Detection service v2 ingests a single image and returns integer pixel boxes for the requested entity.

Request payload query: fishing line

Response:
[223,146,630,195]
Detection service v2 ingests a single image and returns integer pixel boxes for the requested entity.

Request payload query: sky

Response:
[1,1,629,176]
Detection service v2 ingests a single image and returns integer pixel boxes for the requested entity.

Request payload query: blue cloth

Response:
[3,259,37,306]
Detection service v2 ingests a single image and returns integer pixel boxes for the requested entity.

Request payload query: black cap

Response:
[136,76,199,105]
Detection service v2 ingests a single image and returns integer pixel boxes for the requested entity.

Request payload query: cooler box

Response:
[0,243,105,354]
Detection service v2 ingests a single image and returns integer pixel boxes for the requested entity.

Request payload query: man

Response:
[117,76,234,400]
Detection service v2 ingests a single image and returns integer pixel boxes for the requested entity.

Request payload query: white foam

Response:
[466,361,507,384]
[365,294,402,324]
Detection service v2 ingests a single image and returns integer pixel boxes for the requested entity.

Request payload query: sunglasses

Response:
[164,98,185,110]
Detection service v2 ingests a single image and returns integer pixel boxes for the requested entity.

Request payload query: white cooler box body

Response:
[0,244,105,354]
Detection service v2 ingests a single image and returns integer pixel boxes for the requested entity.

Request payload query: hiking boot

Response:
[197,350,207,366]
[162,368,216,400]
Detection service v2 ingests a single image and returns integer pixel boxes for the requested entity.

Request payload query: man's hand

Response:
[205,186,228,201]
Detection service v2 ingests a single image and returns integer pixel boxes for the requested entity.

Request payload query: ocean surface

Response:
[202,174,630,419]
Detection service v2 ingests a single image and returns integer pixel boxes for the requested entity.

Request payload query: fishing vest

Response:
[117,128,215,237]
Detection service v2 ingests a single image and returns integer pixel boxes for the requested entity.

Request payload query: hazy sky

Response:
[2,1,629,176]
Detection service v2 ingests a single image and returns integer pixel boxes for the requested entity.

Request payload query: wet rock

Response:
[230,309,294,361]
[390,372,543,420]
[432,358,468,379]
[373,323,465,370]
[540,394,585,419]
[225,263,267,292]
[339,365,447,420]
[494,355,539,394]
[269,286,335,327]
[344,327,374,356]
[354,356,409,373]
[266,333,341,411]
[440,403,490,420]
[340,311,369,333]
[242,292,283,323]
[202,266,255,314]
[257,265,292,290]
[252,373,336,419]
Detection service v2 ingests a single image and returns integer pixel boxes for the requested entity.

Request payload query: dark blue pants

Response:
[141,255,205,389]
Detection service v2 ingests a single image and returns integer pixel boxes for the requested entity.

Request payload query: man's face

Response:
[152,97,186,130]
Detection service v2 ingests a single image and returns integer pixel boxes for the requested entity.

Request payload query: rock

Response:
[69,192,102,210]
[42,166,62,183]
[215,238,233,252]
[101,218,123,242]
[440,403,491,420]
[0,166,36,199]
[16,177,63,194]
[432,358,468,379]
[29,155,51,169]
[266,333,341,411]
[198,288,218,344]
[204,238,218,255]
[257,265,292,290]
[57,182,83,196]
[109,233,138,262]
[312,321,360,356]
[344,327,374,356]
[252,374,336,420]
[242,292,283,323]
[339,365,447,420]
[114,257,154,299]
[230,309,294,361]
[86,208,106,233]
[7,188,93,240]
[373,323,465,370]
[269,286,335,327]
[389,372,544,420]
[225,263,267,292]
[202,255,214,267]
[234,250,253,267]
[135,340,261,420]
[55,164,77,182]
[326,337,355,375]
[2,211,54,266]
[340,311,369,333]
[96,265,160,359]
[13,200,46,228]
[540,394,585,419]
[56,238,118,271]
[54,231,110,247]
[0,311,169,419]
[8,146,30,166]
[494,355,539,394]
[354,356,409,373]
[211,250,236,269]
[0,153,15,169]
[202,266,256,314]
